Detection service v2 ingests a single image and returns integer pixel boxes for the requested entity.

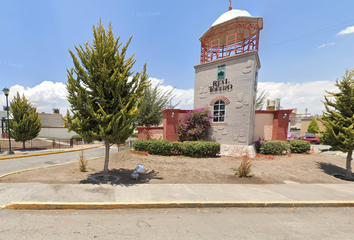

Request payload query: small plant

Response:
[78,150,88,172]
[52,138,56,149]
[237,156,253,178]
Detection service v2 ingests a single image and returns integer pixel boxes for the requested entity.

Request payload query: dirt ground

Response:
[0,151,353,184]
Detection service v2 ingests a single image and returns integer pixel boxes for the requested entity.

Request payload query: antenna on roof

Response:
[229,0,232,11]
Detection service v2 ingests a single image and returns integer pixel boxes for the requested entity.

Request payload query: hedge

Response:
[133,140,220,158]
[288,140,311,153]
[259,140,290,155]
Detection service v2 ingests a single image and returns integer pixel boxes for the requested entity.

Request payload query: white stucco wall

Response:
[38,127,77,139]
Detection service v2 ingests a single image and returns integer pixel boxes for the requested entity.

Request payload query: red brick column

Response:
[272,110,293,141]
[162,109,188,142]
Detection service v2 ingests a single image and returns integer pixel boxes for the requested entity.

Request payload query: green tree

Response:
[66,21,148,180]
[320,68,354,179]
[136,83,178,126]
[255,89,269,110]
[10,92,41,149]
[307,118,320,134]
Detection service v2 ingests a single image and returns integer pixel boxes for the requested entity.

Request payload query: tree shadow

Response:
[79,168,163,185]
[316,162,354,182]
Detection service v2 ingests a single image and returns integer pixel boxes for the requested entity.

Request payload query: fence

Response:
[0,138,84,152]
[0,137,137,153]
[116,139,137,152]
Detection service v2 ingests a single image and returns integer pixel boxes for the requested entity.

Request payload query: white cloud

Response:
[148,77,194,109]
[0,79,195,116]
[317,42,335,49]
[258,81,338,115]
[0,81,69,114]
[337,26,354,35]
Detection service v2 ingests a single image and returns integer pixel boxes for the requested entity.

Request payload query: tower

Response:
[193,5,263,156]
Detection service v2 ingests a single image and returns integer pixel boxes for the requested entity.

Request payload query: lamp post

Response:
[2,87,14,155]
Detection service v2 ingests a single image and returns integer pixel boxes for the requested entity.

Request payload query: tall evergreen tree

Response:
[136,83,178,127]
[320,68,354,179]
[10,92,41,149]
[307,118,320,134]
[66,21,148,180]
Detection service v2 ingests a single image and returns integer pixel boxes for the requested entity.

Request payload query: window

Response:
[42,118,48,123]
[213,100,225,122]
[54,119,60,123]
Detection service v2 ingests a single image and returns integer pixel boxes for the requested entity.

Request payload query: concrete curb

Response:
[4,201,354,210]
[0,145,104,161]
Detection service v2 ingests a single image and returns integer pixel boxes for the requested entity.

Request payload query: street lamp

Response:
[2,87,14,155]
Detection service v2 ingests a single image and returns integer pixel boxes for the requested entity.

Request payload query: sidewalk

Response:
[1,182,354,210]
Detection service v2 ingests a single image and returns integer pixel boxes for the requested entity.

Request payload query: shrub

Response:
[133,140,220,158]
[178,108,213,142]
[133,140,153,152]
[259,140,290,155]
[179,141,220,158]
[288,140,311,153]
[237,156,253,178]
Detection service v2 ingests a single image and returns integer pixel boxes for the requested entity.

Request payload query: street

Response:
[0,208,353,239]
[0,147,113,176]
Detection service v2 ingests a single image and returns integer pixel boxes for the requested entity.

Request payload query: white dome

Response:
[211,9,252,27]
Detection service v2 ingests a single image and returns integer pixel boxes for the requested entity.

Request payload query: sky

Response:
[1,0,354,116]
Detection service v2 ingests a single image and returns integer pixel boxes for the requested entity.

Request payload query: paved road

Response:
[0,147,115,176]
[0,208,353,239]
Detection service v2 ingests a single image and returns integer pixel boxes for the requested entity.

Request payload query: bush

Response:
[288,140,311,153]
[179,141,220,158]
[133,140,220,158]
[178,108,213,142]
[259,140,290,155]
[133,140,153,152]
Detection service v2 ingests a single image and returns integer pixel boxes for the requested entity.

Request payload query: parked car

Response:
[295,136,321,144]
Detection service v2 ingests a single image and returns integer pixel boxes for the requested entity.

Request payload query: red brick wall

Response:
[162,109,188,142]
[136,126,164,140]
[271,110,293,141]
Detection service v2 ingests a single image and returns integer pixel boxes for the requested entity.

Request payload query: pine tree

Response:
[320,68,354,179]
[136,83,178,127]
[10,92,41,149]
[66,21,148,180]
[307,118,320,134]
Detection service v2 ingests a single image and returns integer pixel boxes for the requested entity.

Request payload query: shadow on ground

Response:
[79,168,163,185]
[316,162,354,182]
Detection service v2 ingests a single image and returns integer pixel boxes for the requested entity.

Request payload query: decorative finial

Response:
[229,0,232,11]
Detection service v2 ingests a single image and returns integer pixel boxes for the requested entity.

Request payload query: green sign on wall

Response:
[217,66,225,79]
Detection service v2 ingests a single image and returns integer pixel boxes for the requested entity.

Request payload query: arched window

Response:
[213,100,225,122]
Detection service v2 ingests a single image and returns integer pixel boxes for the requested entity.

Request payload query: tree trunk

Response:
[345,149,353,179]
[23,141,26,150]
[103,141,110,181]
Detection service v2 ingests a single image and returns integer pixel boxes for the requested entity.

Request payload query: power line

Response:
[260,18,354,49]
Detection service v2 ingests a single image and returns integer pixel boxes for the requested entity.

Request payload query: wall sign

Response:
[209,78,233,92]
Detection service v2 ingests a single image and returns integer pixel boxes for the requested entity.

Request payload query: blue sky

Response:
[1,0,354,115]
